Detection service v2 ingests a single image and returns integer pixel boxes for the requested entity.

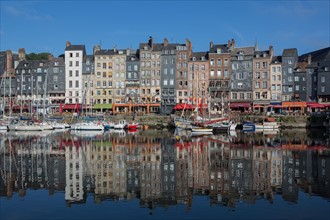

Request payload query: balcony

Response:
[126,83,140,88]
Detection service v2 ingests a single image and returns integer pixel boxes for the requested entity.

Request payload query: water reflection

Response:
[0,129,329,209]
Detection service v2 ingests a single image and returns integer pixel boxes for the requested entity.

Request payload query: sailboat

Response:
[0,71,15,131]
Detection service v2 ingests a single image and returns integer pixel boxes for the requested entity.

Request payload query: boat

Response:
[127,121,139,130]
[212,120,231,133]
[103,121,115,130]
[70,121,104,131]
[52,122,70,129]
[191,126,213,135]
[255,121,279,131]
[242,121,256,132]
[114,120,128,129]
[8,119,43,131]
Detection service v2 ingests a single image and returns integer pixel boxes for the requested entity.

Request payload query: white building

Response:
[64,41,86,104]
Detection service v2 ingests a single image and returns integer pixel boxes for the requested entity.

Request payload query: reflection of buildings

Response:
[0,130,330,210]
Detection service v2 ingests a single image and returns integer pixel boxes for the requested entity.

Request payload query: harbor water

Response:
[0,128,329,220]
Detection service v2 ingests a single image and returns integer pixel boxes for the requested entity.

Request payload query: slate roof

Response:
[282,48,298,57]
[298,47,330,62]
[139,42,164,51]
[209,44,229,53]
[271,56,282,64]
[190,52,209,61]
[16,60,49,70]
[65,45,86,51]
[231,46,255,56]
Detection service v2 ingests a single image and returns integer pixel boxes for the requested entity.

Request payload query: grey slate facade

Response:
[282,48,298,101]
[230,46,255,109]
[47,57,66,105]
[126,50,140,102]
[161,40,178,114]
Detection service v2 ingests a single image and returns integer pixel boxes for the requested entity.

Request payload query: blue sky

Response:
[1,0,329,57]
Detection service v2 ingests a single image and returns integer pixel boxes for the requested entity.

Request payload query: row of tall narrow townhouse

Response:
[1,40,329,115]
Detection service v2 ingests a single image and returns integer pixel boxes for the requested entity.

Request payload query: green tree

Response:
[26,52,52,60]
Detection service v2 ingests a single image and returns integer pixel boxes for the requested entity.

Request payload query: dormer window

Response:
[201,56,205,61]
[263,53,267,58]
[256,54,260,58]
[39,62,44,66]
[325,66,328,71]
[239,51,244,55]
[192,57,196,61]
[24,63,28,67]
[144,46,148,50]
[217,48,221,54]
[54,61,58,66]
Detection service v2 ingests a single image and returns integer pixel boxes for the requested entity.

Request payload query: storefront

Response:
[230,102,252,112]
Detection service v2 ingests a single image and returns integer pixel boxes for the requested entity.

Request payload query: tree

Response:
[26,52,52,60]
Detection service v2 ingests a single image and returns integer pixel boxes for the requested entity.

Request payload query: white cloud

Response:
[4,5,53,21]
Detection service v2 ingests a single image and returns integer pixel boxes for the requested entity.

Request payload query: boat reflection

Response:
[0,129,329,209]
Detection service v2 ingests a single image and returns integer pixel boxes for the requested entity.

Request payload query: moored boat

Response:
[70,121,104,131]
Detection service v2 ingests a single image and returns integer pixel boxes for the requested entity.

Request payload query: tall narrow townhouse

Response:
[126,49,140,104]
[208,40,233,114]
[93,46,116,113]
[269,56,283,106]
[252,46,274,111]
[176,39,192,104]
[230,46,255,112]
[47,56,65,113]
[81,55,94,112]
[188,52,209,111]
[112,48,128,105]
[160,38,178,114]
[139,37,162,107]
[294,47,330,102]
[64,41,86,108]
[281,48,298,101]
[16,60,49,114]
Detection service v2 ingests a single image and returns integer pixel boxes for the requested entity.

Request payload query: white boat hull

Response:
[71,122,104,131]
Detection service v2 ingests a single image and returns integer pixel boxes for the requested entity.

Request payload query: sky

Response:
[1,0,329,57]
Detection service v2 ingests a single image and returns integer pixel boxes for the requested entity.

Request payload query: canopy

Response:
[173,103,195,110]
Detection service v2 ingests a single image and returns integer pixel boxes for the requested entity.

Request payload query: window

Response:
[272,67,276,73]
[321,86,325,92]
[255,82,260,88]
[295,85,299,91]
[271,84,276,90]
[321,76,325,83]
[164,80,168,86]
[288,68,292,74]
[170,79,174,85]
[240,93,244,99]
[217,70,222,77]
[288,59,292,64]
[69,70,73,77]
[75,81,79,88]
[210,69,215,77]
[237,82,243,88]
[69,81,72,88]
[294,76,299,81]
[263,72,267,79]
[255,72,260,79]
[224,59,228,66]
[76,70,79,77]
[76,61,79,67]
[53,75,58,81]
[217,59,222,66]
[210,59,214,66]
[262,81,267,89]
[277,66,281,72]
[256,62,260,69]
[232,93,237,99]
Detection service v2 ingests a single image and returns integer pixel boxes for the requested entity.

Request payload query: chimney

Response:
[66,41,71,48]
[93,45,101,55]
[148,36,153,49]
[186,39,192,58]
[269,45,274,57]
[113,45,117,53]
[210,41,214,49]
[231,39,236,48]
[18,48,26,60]
[48,54,53,60]
[308,54,312,65]
[164,38,168,47]
[6,50,13,74]
[227,40,231,48]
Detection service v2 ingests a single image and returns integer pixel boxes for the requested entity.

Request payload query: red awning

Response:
[307,102,329,108]
[173,103,195,110]
[254,104,262,108]
[62,104,81,110]
[230,102,251,108]
[273,105,282,108]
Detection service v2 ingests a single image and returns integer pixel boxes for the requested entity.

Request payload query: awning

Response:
[63,104,81,110]
[230,102,251,108]
[307,103,328,108]
[282,101,307,108]
[254,104,262,108]
[93,103,113,109]
[173,103,195,110]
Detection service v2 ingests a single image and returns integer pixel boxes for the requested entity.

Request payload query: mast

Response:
[43,71,48,116]
[9,74,12,117]
[2,72,5,117]
[20,71,23,116]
